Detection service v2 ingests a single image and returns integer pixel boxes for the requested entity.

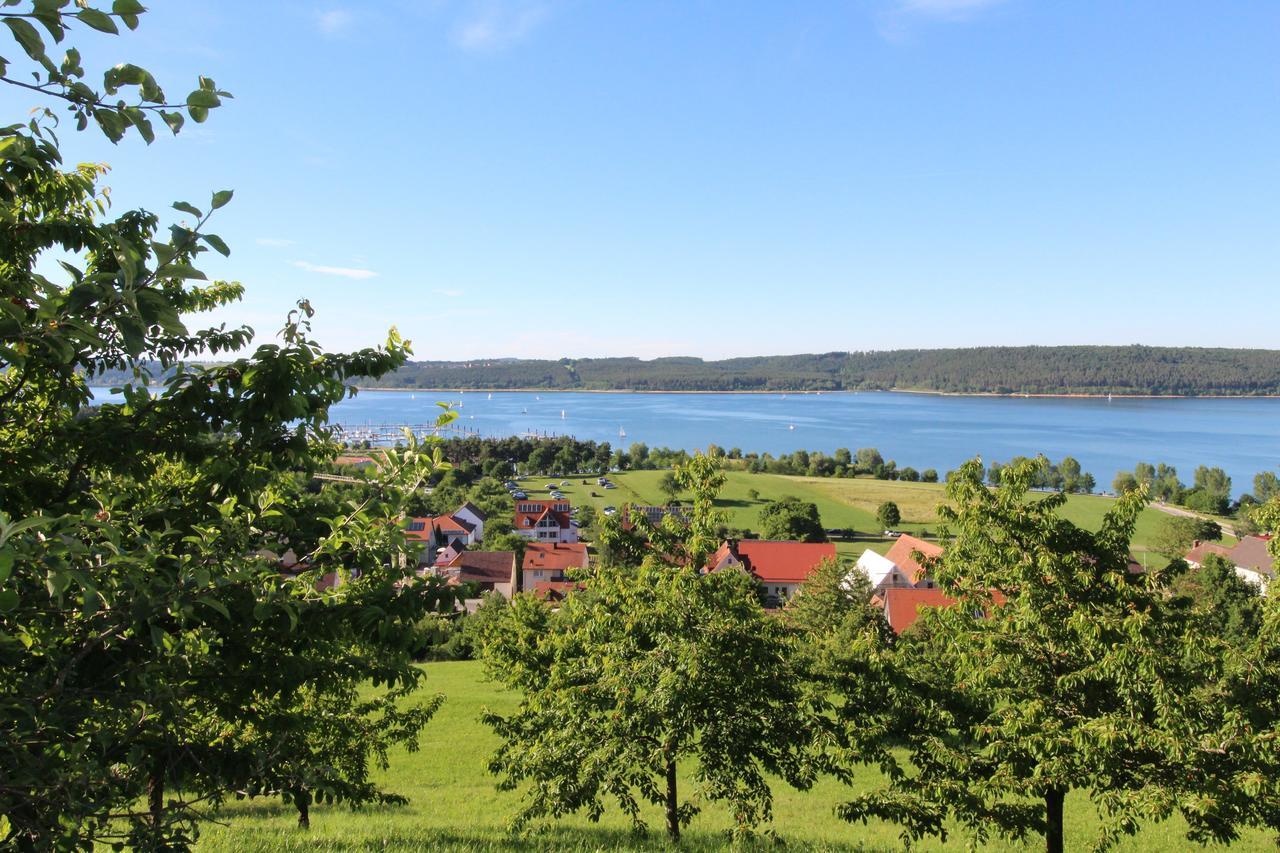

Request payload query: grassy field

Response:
[197,661,1274,852]
[520,470,1197,564]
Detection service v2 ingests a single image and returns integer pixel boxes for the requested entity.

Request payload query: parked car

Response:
[603,506,617,516]
[603,483,617,489]
[597,477,608,486]
[512,491,527,499]
[882,529,901,538]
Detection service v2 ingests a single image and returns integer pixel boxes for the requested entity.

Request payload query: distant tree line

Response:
[1112,462,1277,519]
[344,346,1280,395]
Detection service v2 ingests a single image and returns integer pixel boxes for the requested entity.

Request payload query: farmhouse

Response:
[854,533,943,594]
[514,499,579,543]
[521,541,589,591]
[1183,539,1232,568]
[707,539,837,606]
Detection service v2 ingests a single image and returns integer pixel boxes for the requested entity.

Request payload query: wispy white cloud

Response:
[453,1,548,52]
[316,8,353,35]
[433,288,465,297]
[291,260,379,280]
[894,0,1007,20]
[256,237,296,248]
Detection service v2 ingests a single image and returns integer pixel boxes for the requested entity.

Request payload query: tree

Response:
[657,470,681,502]
[758,496,826,542]
[1113,471,1140,495]
[1152,515,1219,558]
[854,447,883,474]
[0,7,449,847]
[921,468,939,483]
[747,487,760,502]
[481,456,818,841]
[840,457,1252,852]
[1169,554,1262,645]
[875,501,901,530]
[1254,471,1280,503]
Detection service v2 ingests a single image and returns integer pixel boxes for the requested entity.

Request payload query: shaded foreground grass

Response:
[199,661,1273,851]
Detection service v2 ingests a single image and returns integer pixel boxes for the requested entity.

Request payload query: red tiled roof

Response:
[1184,541,1231,565]
[713,540,837,584]
[882,587,1007,635]
[884,534,943,585]
[522,542,589,572]
[514,499,572,532]
[531,580,584,601]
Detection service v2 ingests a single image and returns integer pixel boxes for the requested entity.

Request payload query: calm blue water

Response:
[88,389,1280,494]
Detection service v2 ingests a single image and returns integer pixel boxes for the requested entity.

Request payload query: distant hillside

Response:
[354,346,1280,396]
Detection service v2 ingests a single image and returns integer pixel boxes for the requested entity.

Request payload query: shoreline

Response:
[352,386,1280,400]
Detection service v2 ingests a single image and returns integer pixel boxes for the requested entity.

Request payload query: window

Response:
[407,520,425,532]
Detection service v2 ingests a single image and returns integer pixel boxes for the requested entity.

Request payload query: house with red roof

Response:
[707,539,837,606]
[878,586,1007,635]
[854,534,943,595]
[521,541,589,591]
[432,550,517,599]
[1225,535,1275,590]
[514,499,578,544]
[404,505,485,566]
[1183,539,1232,568]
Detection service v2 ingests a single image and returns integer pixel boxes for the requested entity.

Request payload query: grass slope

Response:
[535,471,1191,563]
[198,661,1274,852]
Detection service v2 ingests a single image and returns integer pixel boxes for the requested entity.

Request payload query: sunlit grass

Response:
[197,661,1275,852]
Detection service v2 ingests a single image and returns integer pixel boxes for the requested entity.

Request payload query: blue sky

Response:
[8,0,1279,359]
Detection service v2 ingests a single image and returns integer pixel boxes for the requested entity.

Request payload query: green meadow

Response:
[528,469,1195,563]
[197,661,1274,852]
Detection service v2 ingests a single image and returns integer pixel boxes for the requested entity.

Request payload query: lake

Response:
[89,387,1280,494]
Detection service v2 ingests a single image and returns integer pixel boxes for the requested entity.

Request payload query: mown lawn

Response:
[198,661,1274,852]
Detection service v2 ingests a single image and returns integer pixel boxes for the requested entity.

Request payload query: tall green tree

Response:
[839,458,1254,853]
[0,6,451,847]
[875,501,900,529]
[758,496,826,542]
[481,456,817,841]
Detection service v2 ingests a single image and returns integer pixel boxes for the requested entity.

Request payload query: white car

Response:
[603,506,617,516]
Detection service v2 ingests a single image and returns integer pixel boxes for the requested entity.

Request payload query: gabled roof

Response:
[884,534,943,585]
[882,586,1007,635]
[433,515,475,534]
[1184,540,1231,565]
[522,541,589,572]
[712,540,837,584]
[1228,536,1276,576]
[458,501,488,522]
[440,551,516,584]
[855,549,905,588]
[514,499,572,531]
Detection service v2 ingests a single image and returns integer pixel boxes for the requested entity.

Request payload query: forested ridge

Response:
[342,346,1280,395]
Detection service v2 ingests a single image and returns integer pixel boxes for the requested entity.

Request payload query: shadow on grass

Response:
[211,822,897,852]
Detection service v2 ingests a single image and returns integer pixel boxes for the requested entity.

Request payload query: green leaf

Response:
[188,104,209,123]
[4,18,48,61]
[201,233,230,257]
[163,263,207,281]
[113,0,147,14]
[77,8,119,33]
[210,189,233,209]
[172,201,202,218]
[0,589,17,611]
[159,109,183,134]
[186,89,221,109]
[0,546,13,583]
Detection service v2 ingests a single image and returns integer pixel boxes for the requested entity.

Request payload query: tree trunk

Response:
[295,787,311,829]
[664,750,679,842]
[1045,787,1065,853]
[148,757,165,831]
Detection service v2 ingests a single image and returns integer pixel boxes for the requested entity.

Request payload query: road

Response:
[1149,501,1237,539]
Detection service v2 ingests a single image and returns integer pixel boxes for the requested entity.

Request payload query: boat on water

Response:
[788,424,795,430]
[619,426,627,439]
[561,410,566,419]
[488,393,493,400]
